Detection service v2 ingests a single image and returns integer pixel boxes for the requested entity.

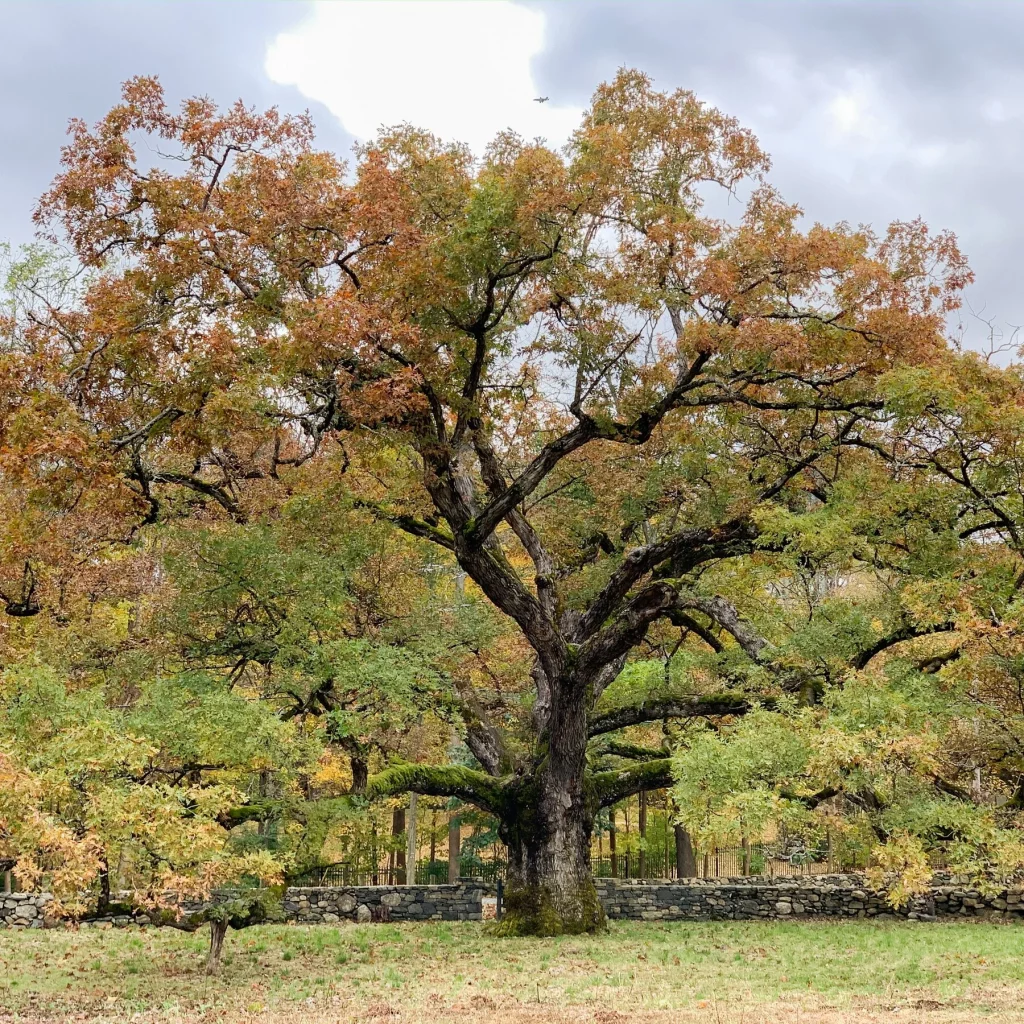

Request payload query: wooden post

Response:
[448,813,461,883]
[406,793,418,885]
[2,870,10,895]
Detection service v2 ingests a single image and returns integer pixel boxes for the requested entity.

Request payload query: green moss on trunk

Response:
[490,879,606,937]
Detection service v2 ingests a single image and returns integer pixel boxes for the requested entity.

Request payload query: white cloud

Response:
[265,1,582,155]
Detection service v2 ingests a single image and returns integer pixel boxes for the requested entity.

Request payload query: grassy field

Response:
[1,918,1023,1023]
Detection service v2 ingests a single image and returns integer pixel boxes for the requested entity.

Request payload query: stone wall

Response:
[0,892,52,928]
[284,883,487,923]
[594,875,1024,922]
[5,876,1023,928]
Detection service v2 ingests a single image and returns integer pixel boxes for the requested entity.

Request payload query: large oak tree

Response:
[2,70,971,933]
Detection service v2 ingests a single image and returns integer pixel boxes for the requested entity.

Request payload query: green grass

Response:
[1,919,1023,1021]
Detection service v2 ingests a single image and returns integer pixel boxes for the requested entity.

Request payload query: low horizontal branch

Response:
[589,758,675,808]
[367,764,505,816]
[588,693,763,737]
[591,739,667,761]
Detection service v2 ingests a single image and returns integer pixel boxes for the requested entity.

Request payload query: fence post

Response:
[496,878,503,920]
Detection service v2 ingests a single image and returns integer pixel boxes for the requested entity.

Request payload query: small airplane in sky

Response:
[534,96,549,103]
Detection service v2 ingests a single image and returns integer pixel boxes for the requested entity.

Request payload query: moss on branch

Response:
[589,758,675,809]
[588,692,761,737]
[367,764,506,815]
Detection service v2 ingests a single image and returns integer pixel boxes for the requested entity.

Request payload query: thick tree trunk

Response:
[497,792,603,936]
[494,677,604,936]
[206,918,228,975]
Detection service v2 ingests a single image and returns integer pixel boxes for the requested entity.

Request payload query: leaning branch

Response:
[575,519,758,640]
[851,621,956,671]
[354,499,455,550]
[466,354,713,547]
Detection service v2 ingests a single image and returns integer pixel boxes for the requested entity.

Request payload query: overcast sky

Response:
[3,0,1024,348]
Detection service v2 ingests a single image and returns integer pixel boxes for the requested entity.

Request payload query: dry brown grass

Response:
[1,918,1022,1023]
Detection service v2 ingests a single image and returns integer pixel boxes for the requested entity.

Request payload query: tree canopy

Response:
[5,68,1024,935]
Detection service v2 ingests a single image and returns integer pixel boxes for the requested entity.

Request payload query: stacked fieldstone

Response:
[0,892,52,928]
[5,876,1023,928]
[594,876,1024,921]
[283,883,486,923]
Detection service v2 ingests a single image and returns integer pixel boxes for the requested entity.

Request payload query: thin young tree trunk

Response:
[609,810,618,877]
[371,819,379,885]
[624,802,631,878]
[638,789,648,879]
[206,918,228,975]
[448,813,461,883]
[429,808,437,871]
[392,807,406,885]
[406,793,418,885]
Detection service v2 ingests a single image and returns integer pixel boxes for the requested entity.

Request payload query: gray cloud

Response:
[534,0,1024,345]
[0,1,351,248]
[3,0,1023,344]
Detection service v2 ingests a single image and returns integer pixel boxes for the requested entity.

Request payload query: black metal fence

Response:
[287,841,863,888]
[288,857,507,888]
[591,843,857,880]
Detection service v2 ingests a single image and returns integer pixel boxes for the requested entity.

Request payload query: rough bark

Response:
[349,757,368,796]
[206,918,228,975]
[495,776,604,936]
[675,825,696,878]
